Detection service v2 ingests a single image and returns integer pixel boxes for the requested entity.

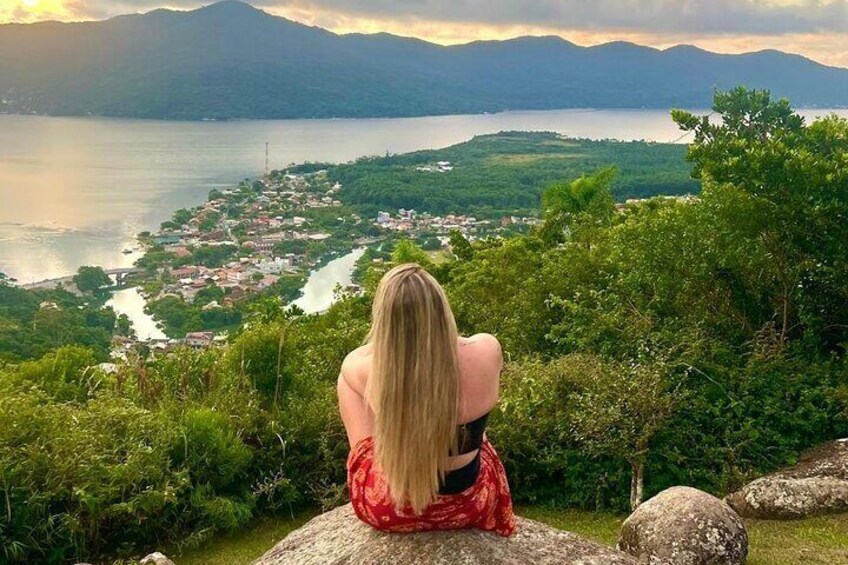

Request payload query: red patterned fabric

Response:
[347,436,517,537]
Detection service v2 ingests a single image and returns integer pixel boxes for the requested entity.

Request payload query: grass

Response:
[174,511,317,565]
[484,153,584,165]
[518,506,848,565]
[175,507,848,564]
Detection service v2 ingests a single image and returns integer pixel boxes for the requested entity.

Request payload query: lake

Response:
[1,108,845,282]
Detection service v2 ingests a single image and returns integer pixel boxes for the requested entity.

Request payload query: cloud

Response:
[268,0,848,35]
[6,0,847,35]
[2,1,846,68]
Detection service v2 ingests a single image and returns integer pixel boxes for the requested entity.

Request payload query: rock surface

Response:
[254,503,637,565]
[726,438,848,519]
[618,486,748,565]
[139,552,176,565]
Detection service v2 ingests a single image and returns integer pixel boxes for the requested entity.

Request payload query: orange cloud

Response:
[1,1,846,69]
[0,0,76,23]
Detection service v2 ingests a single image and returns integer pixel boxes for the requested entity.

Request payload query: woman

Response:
[338,263,516,536]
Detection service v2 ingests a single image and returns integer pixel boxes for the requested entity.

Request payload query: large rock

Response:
[618,486,748,565]
[255,503,637,564]
[726,438,848,519]
[139,553,175,565]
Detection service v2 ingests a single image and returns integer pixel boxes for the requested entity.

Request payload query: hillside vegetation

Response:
[1,89,847,564]
[320,132,697,216]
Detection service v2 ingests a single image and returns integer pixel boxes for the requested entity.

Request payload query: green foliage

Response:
[330,132,696,217]
[2,89,848,562]
[539,165,617,247]
[0,286,116,362]
[448,230,474,261]
[10,345,102,402]
[391,239,431,266]
[191,245,238,269]
[146,295,242,337]
[72,266,111,294]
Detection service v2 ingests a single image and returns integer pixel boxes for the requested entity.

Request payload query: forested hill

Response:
[310,132,697,216]
[2,1,848,119]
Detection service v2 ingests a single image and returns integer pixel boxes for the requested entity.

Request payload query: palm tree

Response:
[540,166,617,247]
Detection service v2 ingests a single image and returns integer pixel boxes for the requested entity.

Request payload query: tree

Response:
[448,230,474,261]
[172,208,193,226]
[673,87,848,350]
[391,239,431,266]
[540,166,617,247]
[417,235,442,251]
[569,354,679,511]
[73,266,111,294]
[116,314,135,338]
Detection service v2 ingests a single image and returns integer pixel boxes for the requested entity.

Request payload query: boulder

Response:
[254,503,637,565]
[139,553,176,565]
[726,438,848,519]
[618,486,748,565]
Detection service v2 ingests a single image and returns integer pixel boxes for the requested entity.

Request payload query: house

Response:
[185,332,215,349]
[256,275,280,291]
[257,257,291,274]
[170,266,198,279]
[153,233,188,245]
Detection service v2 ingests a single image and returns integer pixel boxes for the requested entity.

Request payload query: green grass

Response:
[175,507,848,565]
[174,512,317,565]
[517,505,624,546]
[518,506,848,565]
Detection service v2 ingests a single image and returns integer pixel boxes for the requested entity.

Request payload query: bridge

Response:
[20,267,146,291]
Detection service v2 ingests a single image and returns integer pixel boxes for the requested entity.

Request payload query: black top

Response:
[456,411,489,454]
[439,412,490,495]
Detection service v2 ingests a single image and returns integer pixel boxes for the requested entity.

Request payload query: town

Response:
[120,166,540,355]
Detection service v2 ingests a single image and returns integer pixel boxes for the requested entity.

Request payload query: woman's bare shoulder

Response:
[458,334,503,418]
[459,333,503,369]
[341,344,371,395]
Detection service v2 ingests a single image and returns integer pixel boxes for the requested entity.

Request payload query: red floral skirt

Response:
[346,436,517,536]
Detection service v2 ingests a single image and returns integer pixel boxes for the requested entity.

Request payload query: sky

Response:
[2,0,847,68]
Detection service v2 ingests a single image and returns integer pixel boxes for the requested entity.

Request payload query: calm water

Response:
[1,108,845,282]
[106,248,365,338]
[293,247,366,314]
[106,288,167,341]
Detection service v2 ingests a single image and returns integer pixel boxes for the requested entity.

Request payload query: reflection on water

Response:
[106,287,167,341]
[2,109,845,281]
[294,248,366,314]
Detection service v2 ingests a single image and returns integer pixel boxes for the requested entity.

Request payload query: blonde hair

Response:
[365,263,459,513]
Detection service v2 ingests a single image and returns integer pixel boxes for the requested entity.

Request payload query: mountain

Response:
[1,1,847,120]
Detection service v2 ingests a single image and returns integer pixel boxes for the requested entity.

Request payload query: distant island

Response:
[1,0,847,120]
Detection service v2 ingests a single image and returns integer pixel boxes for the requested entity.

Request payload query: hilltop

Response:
[1,1,848,119]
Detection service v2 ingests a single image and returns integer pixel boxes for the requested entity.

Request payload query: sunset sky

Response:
[2,0,847,68]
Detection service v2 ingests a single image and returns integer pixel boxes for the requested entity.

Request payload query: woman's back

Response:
[339,263,515,536]
[338,332,503,473]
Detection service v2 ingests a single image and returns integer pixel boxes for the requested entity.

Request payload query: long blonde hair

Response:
[365,263,459,513]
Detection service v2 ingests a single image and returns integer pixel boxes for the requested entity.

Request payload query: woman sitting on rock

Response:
[338,263,516,536]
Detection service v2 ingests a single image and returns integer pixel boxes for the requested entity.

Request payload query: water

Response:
[106,287,167,341]
[1,108,845,282]
[107,247,366,335]
[293,247,366,314]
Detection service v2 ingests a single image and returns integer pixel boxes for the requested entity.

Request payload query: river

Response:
[4,107,844,283]
[293,247,367,314]
[106,288,168,341]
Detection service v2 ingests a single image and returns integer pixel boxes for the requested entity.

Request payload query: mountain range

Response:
[2,0,847,120]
